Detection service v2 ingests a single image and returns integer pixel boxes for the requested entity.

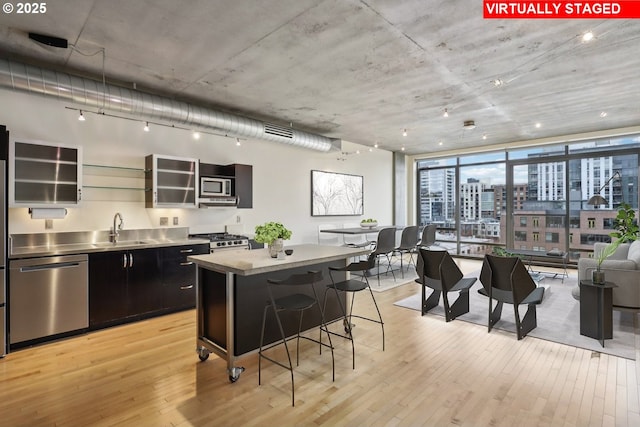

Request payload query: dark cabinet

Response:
[230,164,252,209]
[89,251,128,326]
[89,248,162,328]
[161,243,209,310]
[199,162,252,208]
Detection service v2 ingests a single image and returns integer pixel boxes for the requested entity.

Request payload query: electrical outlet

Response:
[160,217,168,226]
[45,219,53,229]
[173,216,179,225]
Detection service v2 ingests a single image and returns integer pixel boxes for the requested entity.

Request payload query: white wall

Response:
[1,88,394,244]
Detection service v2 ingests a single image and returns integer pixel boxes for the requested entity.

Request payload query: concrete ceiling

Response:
[1,0,639,155]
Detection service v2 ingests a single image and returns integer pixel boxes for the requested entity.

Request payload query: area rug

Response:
[394,274,637,360]
[368,269,417,293]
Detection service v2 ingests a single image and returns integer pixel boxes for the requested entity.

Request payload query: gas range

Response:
[190,232,250,252]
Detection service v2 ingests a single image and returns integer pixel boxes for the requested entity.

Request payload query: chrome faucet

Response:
[111,212,124,243]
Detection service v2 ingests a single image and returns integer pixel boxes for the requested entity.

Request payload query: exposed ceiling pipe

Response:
[0,58,335,152]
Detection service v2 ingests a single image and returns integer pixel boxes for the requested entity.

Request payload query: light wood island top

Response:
[188,244,370,276]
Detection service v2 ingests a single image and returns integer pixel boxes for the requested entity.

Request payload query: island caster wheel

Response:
[228,366,245,383]
[197,347,210,362]
[343,318,353,334]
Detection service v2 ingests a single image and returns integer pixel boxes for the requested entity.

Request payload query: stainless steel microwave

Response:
[200,177,232,197]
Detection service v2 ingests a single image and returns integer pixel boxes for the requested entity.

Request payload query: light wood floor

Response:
[1,259,639,426]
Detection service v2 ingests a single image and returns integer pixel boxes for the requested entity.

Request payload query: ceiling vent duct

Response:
[264,123,294,139]
[0,58,333,152]
[463,120,476,130]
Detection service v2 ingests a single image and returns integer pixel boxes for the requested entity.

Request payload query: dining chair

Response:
[371,227,397,285]
[393,225,419,277]
[318,224,341,246]
[342,222,373,249]
[418,224,437,248]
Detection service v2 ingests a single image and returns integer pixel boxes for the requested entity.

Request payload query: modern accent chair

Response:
[393,225,419,277]
[415,248,476,321]
[322,254,385,369]
[479,254,545,340]
[371,227,397,285]
[258,270,334,406]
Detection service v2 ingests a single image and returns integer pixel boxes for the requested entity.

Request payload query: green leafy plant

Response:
[254,222,292,245]
[609,202,639,243]
[361,218,377,223]
[596,242,621,270]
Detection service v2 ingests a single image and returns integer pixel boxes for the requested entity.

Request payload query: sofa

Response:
[577,241,640,309]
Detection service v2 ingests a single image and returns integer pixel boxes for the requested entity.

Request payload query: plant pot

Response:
[268,238,284,258]
[592,269,605,284]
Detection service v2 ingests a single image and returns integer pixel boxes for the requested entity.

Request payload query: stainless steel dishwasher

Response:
[9,254,88,345]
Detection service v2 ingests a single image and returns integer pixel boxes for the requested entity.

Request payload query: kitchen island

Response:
[188,244,370,382]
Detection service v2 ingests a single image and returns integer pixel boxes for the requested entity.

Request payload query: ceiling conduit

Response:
[0,58,334,152]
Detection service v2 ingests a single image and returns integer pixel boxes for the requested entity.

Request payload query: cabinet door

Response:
[10,139,82,207]
[232,164,253,209]
[145,154,198,208]
[126,248,163,316]
[89,251,128,327]
[162,244,209,309]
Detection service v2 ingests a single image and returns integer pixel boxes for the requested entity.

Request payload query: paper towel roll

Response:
[29,208,67,219]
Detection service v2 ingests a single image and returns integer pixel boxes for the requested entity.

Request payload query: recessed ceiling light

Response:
[443,108,449,118]
[368,147,373,152]
[374,143,379,148]
[535,122,541,128]
[582,31,594,42]
[401,146,405,151]
[438,141,443,146]
[402,129,407,137]
[143,122,150,132]
[192,131,201,140]
[600,111,608,118]
[493,79,503,87]
[482,134,487,140]
[236,138,241,146]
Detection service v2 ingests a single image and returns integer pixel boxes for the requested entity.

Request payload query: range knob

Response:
[217,242,224,247]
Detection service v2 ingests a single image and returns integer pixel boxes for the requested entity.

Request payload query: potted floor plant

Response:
[254,222,292,258]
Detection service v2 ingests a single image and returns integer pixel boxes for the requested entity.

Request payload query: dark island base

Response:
[200,259,348,357]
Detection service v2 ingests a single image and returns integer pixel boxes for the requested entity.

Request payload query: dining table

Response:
[319,225,403,235]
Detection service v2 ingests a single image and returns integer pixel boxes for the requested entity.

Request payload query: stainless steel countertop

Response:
[9,235,210,259]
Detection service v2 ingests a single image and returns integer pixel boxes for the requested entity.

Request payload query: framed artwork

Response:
[311,170,363,216]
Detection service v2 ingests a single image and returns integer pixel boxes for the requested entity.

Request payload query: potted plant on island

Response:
[254,221,292,258]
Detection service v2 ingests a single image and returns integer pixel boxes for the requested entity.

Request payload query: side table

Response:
[579,280,617,347]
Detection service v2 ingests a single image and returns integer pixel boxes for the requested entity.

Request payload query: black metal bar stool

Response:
[322,254,385,369]
[258,270,334,406]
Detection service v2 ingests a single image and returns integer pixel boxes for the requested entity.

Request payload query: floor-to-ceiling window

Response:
[416,135,640,261]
